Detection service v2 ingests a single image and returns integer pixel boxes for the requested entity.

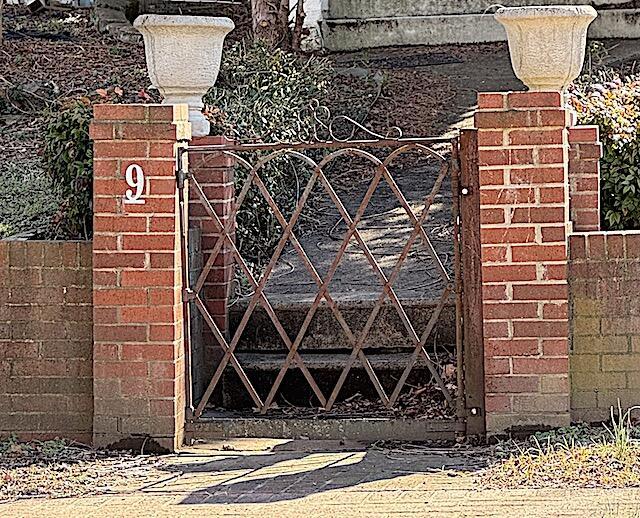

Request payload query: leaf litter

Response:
[0,437,174,502]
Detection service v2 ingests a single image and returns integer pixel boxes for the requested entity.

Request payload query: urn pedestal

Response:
[133,15,234,136]
[495,6,597,92]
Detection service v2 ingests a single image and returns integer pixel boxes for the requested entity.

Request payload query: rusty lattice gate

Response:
[177,128,484,441]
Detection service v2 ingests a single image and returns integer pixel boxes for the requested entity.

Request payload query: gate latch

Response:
[183,288,196,302]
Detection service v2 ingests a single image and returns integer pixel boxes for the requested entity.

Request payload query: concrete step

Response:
[219,350,455,409]
[321,9,640,52]
[229,300,457,351]
[186,415,457,441]
[327,0,631,20]
[234,351,453,371]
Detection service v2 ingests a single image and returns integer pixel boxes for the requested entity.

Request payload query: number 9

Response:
[124,164,146,205]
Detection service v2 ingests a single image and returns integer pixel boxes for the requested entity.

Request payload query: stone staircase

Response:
[321,0,640,51]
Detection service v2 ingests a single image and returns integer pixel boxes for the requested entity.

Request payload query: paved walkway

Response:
[2,440,640,517]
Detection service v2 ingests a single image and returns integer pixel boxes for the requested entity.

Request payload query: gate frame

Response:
[459,129,486,438]
[178,131,486,441]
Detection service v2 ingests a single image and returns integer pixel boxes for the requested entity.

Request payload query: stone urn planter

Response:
[133,15,234,136]
[495,6,597,91]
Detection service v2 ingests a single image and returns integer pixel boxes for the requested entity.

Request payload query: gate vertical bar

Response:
[450,137,465,434]
[459,129,486,438]
[188,227,205,403]
[177,147,194,417]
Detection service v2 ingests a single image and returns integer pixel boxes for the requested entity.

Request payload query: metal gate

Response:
[177,124,484,440]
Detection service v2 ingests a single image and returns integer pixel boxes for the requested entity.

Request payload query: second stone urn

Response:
[133,15,235,136]
[495,6,598,91]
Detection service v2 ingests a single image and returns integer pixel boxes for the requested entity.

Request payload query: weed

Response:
[0,159,60,238]
[603,400,640,456]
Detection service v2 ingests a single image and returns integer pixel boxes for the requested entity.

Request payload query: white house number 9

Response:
[123,164,146,205]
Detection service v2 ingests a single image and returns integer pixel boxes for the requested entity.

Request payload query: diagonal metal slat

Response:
[379,144,451,284]
[191,152,269,296]
[194,162,326,405]
[189,166,327,412]
[389,285,453,404]
[181,137,465,420]
[258,149,394,411]
[325,158,454,409]
[192,294,264,413]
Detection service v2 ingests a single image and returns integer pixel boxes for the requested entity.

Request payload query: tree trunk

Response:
[291,1,306,51]
[251,0,291,48]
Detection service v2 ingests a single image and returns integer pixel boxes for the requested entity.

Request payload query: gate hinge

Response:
[176,167,191,189]
[183,288,196,302]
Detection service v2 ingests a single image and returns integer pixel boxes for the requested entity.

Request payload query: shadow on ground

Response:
[150,441,490,505]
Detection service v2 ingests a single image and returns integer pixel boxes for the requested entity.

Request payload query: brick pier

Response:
[89,104,191,450]
[475,91,573,433]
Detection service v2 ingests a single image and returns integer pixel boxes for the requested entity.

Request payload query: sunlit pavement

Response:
[2,440,640,517]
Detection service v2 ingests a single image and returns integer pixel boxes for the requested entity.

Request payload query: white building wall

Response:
[290,0,323,27]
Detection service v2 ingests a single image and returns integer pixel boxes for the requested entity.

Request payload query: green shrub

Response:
[0,159,60,239]
[569,73,640,230]
[204,41,333,270]
[43,97,94,239]
[205,41,332,142]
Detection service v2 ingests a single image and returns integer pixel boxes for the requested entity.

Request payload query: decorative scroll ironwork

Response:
[178,135,461,419]
[308,100,403,143]
[219,100,403,145]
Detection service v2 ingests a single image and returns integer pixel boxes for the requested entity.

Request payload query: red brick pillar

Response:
[568,126,602,231]
[475,92,571,434]
[90,104,191,450]
[188,136,235,336]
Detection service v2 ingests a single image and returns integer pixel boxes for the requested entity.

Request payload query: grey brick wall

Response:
[569,232,640,422]
[0,241,93,443]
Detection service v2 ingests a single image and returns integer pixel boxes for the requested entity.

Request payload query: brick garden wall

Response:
[0,98,632,445]
[569,232,640,422]
[0,241,93,443]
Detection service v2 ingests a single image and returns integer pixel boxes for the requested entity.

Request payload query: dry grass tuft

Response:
[483,403,640,489]
[483,441,640,489]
